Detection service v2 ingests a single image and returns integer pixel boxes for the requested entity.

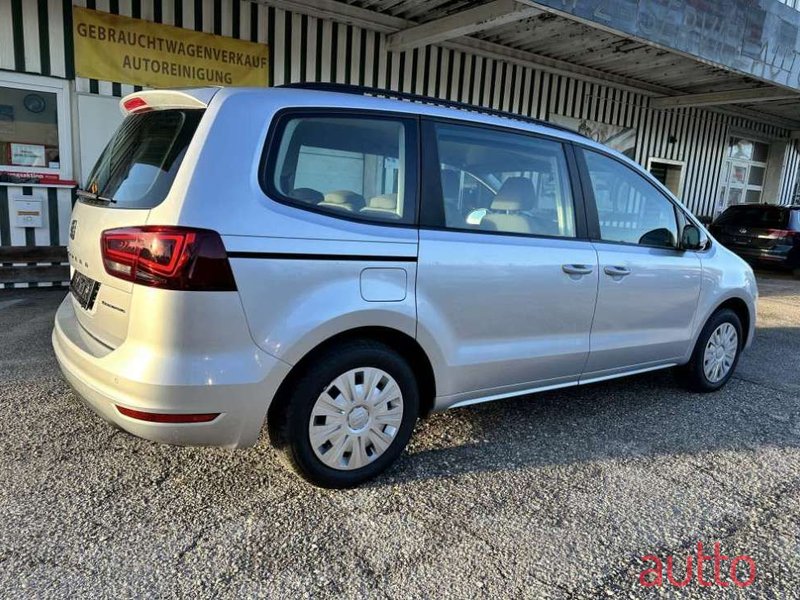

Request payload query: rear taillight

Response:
[101,226,237,291]
[767,229,800,243]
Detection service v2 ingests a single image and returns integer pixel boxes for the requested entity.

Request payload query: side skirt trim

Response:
[446,363,677,410]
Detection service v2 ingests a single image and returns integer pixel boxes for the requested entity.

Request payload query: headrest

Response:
[490,177,534,212]
[288,187,323,203]
[366,194,397,210]
[322,190,364,207]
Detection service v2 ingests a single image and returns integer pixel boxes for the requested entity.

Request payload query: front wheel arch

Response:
[678,307,744,392]
[714,297,751,347]
[688,296,753,359]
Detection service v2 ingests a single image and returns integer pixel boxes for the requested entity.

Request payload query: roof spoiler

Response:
[119,88,218,115]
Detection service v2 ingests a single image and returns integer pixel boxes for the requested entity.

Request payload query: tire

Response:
[678,308,743,393]
[273,340,419,488]
[793,267,800,280]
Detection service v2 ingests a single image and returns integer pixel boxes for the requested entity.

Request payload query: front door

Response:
[578,148,702,379]
[416,120,599,403]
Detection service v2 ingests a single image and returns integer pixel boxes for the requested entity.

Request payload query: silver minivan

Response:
[53,85,757,487]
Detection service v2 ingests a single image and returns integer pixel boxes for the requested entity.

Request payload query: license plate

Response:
[70,270,100,310]
[733,236,751,245]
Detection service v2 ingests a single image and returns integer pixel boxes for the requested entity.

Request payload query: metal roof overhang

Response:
[263,0,800,130]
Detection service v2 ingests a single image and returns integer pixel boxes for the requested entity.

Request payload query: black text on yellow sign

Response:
[73,7,269,88]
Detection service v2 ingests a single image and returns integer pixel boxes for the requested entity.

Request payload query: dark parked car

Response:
[709,204,800,278]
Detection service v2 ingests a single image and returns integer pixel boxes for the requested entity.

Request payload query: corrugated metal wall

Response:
[782,140,800,203]
[1,0,798,276]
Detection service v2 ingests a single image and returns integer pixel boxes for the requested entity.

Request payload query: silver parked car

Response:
[53,85,757,487]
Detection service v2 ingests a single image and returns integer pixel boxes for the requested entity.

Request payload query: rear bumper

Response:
[724,245,798,268]
[52,295,291,448]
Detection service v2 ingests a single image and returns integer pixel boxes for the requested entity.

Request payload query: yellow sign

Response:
[73,7,269,88]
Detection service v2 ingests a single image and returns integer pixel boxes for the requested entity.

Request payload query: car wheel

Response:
[793,267,800,280]
[678,308,743,393]
[275,340,419,488]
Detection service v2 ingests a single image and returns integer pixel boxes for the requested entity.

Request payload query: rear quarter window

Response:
[85,109,203,209]
[264,112,418,225]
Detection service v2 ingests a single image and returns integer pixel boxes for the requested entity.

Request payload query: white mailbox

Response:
[14,199,44,228]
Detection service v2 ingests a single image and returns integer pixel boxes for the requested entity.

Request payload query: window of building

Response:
[0,86,59,169]
[583,150,679,249]
[430,122,576,238]
[0,73,72,184]
[268,114,416,224]
[647,158,685,198]
[717,136,770,215]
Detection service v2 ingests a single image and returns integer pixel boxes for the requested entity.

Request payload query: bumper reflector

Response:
[116,406,220,423]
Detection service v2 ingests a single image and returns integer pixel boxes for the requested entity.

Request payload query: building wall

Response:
[782,140,800,203]
[1,0,799,272]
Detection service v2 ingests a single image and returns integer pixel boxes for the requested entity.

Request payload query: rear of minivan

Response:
[52,89,291,448]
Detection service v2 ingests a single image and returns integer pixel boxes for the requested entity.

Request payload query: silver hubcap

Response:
[309,367,404,471]
[703,323,738,383]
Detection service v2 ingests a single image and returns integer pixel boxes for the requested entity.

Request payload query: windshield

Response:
[85,109,203,209]
[715,206,789,229]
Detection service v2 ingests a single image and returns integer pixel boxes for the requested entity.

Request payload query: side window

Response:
[432,122,576,238]
[583,150,679,248]
[268,114,415,224]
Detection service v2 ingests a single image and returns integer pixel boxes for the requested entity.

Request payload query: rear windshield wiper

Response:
[76,188,117,204]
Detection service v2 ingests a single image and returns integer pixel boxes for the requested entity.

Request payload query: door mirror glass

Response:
[681,224,708,250]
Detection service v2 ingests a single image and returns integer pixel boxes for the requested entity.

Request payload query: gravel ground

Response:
[0,272,798,598]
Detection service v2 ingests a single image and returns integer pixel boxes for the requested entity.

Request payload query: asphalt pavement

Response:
[0,273,798,598]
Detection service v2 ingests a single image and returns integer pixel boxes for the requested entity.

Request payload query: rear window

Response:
[84,109,203,209]
[265,113,417,224]
[715,206,790,229]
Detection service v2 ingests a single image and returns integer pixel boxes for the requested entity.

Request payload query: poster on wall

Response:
[9,143,46,167]
[73,7,269,88]
[550,114,637,159]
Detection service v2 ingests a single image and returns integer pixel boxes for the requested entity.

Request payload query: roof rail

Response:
[277,82,584,137]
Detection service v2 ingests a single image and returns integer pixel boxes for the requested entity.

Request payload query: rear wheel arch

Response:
[266,326,437,448]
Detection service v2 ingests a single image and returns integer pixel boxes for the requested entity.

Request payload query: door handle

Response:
[604,265,631,277]
[562,264,594,276]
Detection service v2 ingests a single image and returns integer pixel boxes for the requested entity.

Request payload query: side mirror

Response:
[681,223,709,251]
